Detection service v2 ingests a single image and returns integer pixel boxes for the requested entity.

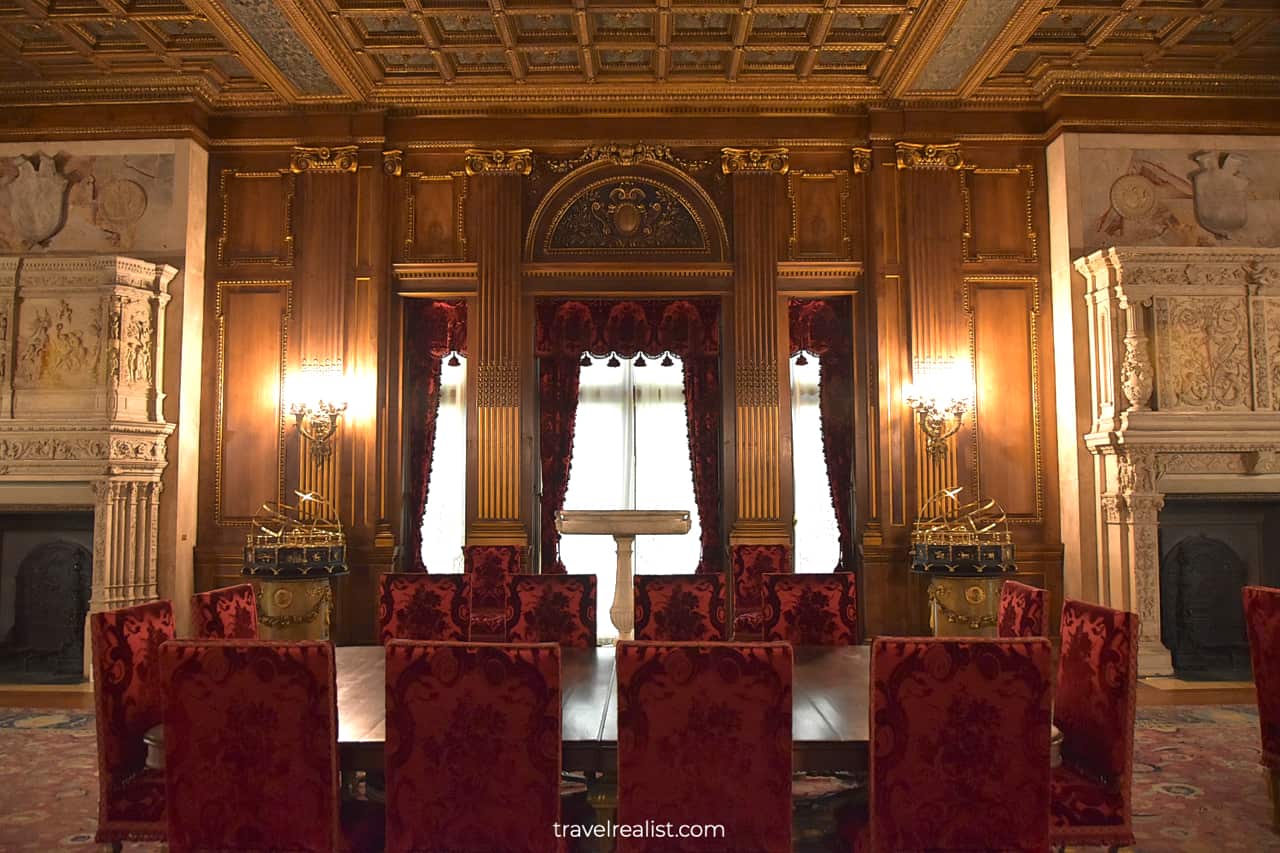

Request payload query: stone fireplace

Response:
[1076,246,1280,675]
[0,256,176,678]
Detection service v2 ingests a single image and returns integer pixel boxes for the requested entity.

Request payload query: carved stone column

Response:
[465,149,532,546]
[723,147,791,556]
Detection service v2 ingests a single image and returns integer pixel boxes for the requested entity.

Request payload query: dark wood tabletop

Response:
[335,644,870,774]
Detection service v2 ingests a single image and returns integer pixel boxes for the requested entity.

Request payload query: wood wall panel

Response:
[787,171,851,260]
[215,283,288,524]
[969,278,1042,520]
[217,170,294,265]
[961,165,1037,263]
[402,172,468,262]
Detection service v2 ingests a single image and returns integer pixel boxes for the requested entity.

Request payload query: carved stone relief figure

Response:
[15,299,101,387]
[124,307,153,385]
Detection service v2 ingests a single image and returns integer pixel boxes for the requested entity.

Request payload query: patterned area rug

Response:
[0,705,1273,851]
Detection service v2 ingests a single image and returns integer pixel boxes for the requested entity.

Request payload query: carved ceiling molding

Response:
[721,147,790,175]
[463,148,534,176]
[289,145,359,174]
[894,142,966,170]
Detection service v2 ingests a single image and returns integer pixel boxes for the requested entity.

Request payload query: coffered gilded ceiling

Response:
[0,0,1275,113]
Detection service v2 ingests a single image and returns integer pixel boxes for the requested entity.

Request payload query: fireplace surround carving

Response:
[0,256,176,667]
[1077,246,1280,674]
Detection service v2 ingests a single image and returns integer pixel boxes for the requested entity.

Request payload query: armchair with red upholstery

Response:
[376,573,471,643]
[1243,585,1280,831]
[506,574,596,648]
[998,579,1047,639]
[616,641,793,853]
[161,640,342,852]
[761,572,859,645]
[633,574,727,641]
[1051,598,1139,849]
[90,599,175,847]
[384,641,562,852]
[845,637,1053,852]
[463,544,525,641]
[191,583,259,640]
[730,544,791,639]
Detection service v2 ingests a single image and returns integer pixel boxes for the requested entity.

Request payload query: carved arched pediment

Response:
[526,159,728,262]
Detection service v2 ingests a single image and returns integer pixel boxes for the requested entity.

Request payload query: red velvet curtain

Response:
[535,298,723,575]
[403,299,467,572]
[789,297,855,573]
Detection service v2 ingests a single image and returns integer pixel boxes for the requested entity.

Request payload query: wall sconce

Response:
[904,358,974,459]
[289,361,347,465]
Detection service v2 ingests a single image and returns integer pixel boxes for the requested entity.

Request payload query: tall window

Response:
[420,356,467,572]
[560,354,702,638]
[790,353,840,573]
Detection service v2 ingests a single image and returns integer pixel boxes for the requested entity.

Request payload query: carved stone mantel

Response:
[1075,246,1280,675]
[0,256,177,637]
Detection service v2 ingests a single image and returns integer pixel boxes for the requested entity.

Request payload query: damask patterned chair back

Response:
[730,544,790,639]
[161,640,340,853]
[866,637,1052,852]
[191,583,259,640]
[506,574,596,648]
[1051,598,1139,848]
[633,574,727,641]
[90,599,175,845]
[1242,586,1280,829]
[616,641,793,853]
[463,544,526,641]
[384,641,562,852]
[761,572,858,645]
[376,573,471,643]
[998,580,1047,638]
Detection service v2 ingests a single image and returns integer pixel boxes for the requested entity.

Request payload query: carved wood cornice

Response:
[289,145,359,174]
[721,147,790,175]
[464,148,534,176]
[894,142,966,170]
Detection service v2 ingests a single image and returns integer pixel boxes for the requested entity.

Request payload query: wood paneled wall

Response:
[195,117,1061,642]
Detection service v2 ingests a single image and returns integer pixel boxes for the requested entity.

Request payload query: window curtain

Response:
[789,297,855,572]
[403,299,467,572]
[535,298,722,575]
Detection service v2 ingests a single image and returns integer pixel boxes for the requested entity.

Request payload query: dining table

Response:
[334,643,872,776]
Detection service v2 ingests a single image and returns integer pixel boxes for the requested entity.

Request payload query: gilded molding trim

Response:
[213,280,292,527]
[402,171,469,263]
[382,149,404,177]
[216,170,295,267]
[963,275,1045,525]
[894,142,966,170]
[851,147,872,175]
[735,360,780,407]
[464,148,534,176]
[547,143,714,173]
[721,147,790,175]
[786,170,852,261]
[960,164,1038,263]
[289,145,359,173]
[475,361,521,408]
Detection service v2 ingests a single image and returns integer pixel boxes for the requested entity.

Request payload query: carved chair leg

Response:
[1268,766,1280,834]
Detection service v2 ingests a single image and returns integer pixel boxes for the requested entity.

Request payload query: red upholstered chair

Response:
[162,640,341,852]
[376,573,471,643]
[191,583,259,639]
[1051,598,1139,849]
[998,579,1047,638]
[90,599,174,847]
[616,641,793,852]
[384,641,562,852]
[730,544,790,639]
[846,637,1053,852]
[506,574,596,648]
[633,574,727,641]
[464,544,524,641]
[1243,585,1280,831]
[761,572,858,645]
